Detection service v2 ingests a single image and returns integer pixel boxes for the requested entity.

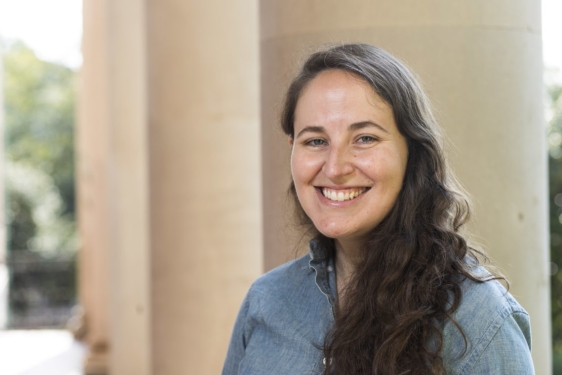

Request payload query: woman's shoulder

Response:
[442,266,533,374]
[247,253,315,299]
[456,266,527,318]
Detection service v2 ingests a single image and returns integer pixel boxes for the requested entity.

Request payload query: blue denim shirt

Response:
[223,240,534,374]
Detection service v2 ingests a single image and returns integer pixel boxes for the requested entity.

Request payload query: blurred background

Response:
[0,0,560,374]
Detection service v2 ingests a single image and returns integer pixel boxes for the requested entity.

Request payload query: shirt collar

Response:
[308,237,329,261]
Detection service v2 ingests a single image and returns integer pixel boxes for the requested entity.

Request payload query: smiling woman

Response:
[291,70,408,262]
[222,44,534,375]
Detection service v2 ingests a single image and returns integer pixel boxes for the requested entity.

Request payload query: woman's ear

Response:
[288,136,294,147]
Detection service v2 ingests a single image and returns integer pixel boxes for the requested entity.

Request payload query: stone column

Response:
[79,0,261,374]
[78,0,112,373]
[146,1,261,374]
[80,0,151,374]
[260,1,550,373]
[104,0,152,374]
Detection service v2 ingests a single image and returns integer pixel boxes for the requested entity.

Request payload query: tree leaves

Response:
[3,40,76,255]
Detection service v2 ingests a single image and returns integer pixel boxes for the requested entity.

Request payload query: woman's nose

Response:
[323,145,354,180]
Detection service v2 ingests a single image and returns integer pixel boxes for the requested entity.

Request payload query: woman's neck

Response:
[334,239,362,304]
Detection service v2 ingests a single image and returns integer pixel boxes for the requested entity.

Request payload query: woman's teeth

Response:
[321,188,367,202]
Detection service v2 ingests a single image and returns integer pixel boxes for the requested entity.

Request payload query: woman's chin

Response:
[316,226,367,246]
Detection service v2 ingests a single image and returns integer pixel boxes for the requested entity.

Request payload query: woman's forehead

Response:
[294,70,395,133]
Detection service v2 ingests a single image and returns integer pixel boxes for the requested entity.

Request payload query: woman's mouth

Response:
[320,187,369,202]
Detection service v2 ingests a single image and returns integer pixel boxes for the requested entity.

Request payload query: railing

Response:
[3,251,77,329]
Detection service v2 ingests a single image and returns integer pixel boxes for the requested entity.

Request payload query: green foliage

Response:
[3,40,77,253]
[7,189,36,251]
[5,161,77,255]
[3,40,76,220]
[2,40,78,327]
[549,74,562,372]
[555,351,562,375]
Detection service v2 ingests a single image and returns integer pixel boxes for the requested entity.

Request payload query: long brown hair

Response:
[281,44,497,375]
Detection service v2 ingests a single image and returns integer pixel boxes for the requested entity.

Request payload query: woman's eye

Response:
[306,139,327,147]
[357,135,377,144]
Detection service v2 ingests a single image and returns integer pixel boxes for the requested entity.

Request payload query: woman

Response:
[223,44,534,375]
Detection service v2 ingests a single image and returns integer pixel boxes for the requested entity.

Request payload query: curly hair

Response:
[281,44,497,375]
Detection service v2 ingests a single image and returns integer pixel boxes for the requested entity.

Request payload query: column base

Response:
[84,341,110,375]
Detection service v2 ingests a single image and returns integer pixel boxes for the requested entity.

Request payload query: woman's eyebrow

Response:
[296,121,388,138]
[296,125,325,138]
[349,121,388,133]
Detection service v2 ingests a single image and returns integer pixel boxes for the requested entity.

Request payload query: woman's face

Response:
[290,69,409,248]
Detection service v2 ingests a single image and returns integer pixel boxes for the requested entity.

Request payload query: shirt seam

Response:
[457,304,523,375]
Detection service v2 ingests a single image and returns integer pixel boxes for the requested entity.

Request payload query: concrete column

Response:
[146,1,261,374]
[80,0,261,374]
[78,1,112,373]
[81,0,151,374]
[104,0,152,374]
[260,1,550,373]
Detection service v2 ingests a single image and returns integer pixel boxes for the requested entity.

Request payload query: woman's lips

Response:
[319,187,369,202]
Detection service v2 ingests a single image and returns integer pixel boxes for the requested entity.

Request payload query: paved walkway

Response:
[0,330,86,375]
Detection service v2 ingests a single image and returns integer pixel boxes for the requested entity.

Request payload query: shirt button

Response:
[327,266,333,272]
